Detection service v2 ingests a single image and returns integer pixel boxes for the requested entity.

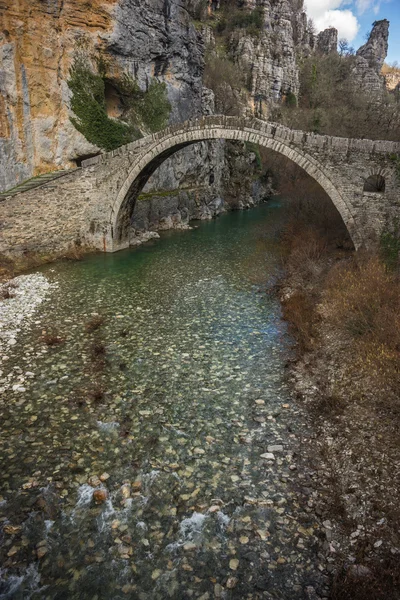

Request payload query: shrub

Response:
[380,228,400,271]
[204,54,244,115]
[68,55,171,150]
[282,290,315,351]
[274,53,400,141]
[324,256,400,391]
[216,7,264,35]
[68,57,133,151]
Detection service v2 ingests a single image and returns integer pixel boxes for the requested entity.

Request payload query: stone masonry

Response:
[0,116,399,255]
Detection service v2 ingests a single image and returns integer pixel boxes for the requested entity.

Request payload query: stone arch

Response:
[108,121,361,251]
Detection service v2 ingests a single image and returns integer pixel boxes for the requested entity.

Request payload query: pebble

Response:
[93,489,108,504]
[260,453,275,460]
[226,577,238,589]
[267,445,283,452]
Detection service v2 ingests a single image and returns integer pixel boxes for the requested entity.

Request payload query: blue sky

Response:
[306,0,400,63]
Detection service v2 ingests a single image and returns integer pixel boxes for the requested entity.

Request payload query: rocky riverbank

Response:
[280,242,400,599]
[0,274,56,394]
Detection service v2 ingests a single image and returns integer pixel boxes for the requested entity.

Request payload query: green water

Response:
[0,203,325,599]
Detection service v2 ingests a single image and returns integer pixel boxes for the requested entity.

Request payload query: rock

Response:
[7,546,19,557]
[226,577,238,589]
[267,445,283,452]
[37,546,48,559]
[3,525,22,535]
[93,489,108,504]
[357,20,389,71]
[348,564,373,579]
[260,453,275,460]
[229,559,239,570]
[88,475,101,487]
[316,28,338,55]
[120,484,131,499]
[99,472,110,481]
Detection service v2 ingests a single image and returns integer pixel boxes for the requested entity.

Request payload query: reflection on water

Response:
[0,203,325,599]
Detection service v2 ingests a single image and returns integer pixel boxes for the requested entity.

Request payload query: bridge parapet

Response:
[81,116,400,171]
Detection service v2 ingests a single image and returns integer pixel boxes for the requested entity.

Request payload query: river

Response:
[0,202,326,599]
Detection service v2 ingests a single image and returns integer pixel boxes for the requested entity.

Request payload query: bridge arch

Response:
[107,118,361,251]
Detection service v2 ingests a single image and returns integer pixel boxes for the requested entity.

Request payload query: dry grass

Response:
[324,256,400,401]
[282,291,315,352]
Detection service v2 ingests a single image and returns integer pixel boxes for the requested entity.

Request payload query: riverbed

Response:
[0,203,327,599]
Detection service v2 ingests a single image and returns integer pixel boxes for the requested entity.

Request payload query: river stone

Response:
[260,453,275,460]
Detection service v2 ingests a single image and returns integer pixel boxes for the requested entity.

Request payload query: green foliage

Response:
[389,154,400,181]
[68,55,171,151]
[245,142,262,171]
[380,226,400,271]
[285,91,297,107]
[68,58,133,151]
[129,79,171,133]
[216,7,264,36]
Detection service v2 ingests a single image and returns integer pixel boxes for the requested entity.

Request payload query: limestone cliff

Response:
[229,0,310,117]
[0,0,270,220]
[353,20,389,95]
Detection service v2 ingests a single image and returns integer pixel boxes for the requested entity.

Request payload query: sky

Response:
[305,0,400,63]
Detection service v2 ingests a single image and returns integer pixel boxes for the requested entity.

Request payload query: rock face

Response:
[0,0,266,219]
[353,20,389,95]
[230,0,310,115]
[316,28,338,55]
[0,0,209,190]
[0,0,118,191]
[356,19,389,72]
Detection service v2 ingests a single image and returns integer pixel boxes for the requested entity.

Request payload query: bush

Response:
[126,78,171,133]
[216,7,264,35]
[324,256,400,391]
[380,228,400,271]
[204,54,244,115]
[68,55,171,150]
[273,53,400,141]
[68,57,133,151]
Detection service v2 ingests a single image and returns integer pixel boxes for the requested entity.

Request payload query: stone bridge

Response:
[1,115,399,255]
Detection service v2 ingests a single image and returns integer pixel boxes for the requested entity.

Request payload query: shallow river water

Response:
[0,203,326,599]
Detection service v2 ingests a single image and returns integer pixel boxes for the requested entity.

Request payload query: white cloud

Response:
[305,1,361,42]
[314,9,360,42]
[355,0,378,14]
[305,0,346,20]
